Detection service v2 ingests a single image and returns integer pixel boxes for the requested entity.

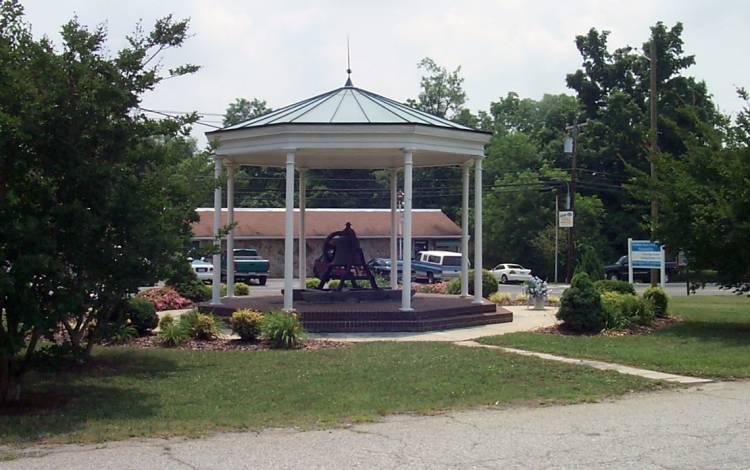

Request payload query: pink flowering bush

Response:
[137,287,192,311]
[411,282,450,294]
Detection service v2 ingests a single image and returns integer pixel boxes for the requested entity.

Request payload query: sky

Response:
[20,0,750,146]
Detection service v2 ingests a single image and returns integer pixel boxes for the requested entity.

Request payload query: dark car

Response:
[603,255,679,282]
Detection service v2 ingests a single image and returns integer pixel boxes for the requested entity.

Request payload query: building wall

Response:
[196,237,459,277]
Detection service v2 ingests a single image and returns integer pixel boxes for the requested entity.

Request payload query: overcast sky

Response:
[21,0,750,145]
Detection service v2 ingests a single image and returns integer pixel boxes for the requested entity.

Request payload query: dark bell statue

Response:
[313,222,379,290]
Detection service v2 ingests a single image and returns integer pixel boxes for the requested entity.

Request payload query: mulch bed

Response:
[118,335,351,352]
[535,315,682,337]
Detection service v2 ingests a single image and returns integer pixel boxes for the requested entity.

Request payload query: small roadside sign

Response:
[627,238,666,287]
[558,211,574,228]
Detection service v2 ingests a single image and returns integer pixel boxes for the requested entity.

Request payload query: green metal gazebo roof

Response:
[213,81,488,134]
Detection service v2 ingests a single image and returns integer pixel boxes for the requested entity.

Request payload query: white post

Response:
[298,170,306,289]
[226,163,235,298]
[390,168,398,290]
[660,245,666,288]
[400,150,414,311]
[284,151,295,311]
[461,161,471,297]
[473,157,484,304]
[211,157,223,305]
[627,238,634,284]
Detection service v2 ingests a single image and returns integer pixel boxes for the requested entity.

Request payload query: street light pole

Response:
[554,193,559,284]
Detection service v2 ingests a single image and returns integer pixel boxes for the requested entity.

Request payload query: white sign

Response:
[558,211,574,228]
[627,238,666,287]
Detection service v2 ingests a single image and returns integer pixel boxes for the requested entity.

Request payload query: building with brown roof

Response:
[192,208,462,277]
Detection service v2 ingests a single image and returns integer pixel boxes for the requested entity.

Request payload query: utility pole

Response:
[649,36,659,287]
[554,193,559,284]
[564,119,587,283]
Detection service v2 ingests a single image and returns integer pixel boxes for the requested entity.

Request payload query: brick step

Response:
[302,311,512,333]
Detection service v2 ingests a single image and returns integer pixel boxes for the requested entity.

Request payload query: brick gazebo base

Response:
[199,293,512,333]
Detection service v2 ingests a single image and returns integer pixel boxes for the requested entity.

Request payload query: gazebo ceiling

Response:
[206,81,491,169]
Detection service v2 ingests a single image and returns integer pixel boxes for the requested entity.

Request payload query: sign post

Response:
[628,239,665,286]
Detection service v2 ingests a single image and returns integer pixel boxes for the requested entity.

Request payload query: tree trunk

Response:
[0,357,21,405]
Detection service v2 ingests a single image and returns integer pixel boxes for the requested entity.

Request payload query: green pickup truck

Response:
[222,249,270,285]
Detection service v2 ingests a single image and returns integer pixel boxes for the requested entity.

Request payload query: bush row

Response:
[157,309,306,349]
[557,273,669,333]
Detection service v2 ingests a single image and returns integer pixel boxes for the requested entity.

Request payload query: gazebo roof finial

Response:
[345,36,353,87]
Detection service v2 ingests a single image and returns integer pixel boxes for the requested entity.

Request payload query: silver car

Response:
[191,258,214,283]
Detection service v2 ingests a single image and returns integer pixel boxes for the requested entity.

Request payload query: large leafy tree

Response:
[0,1,202,402]
[566,22,724,256]
[650,92,750,291]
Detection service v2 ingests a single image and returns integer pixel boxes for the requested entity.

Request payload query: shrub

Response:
[159,313,175,329]
[515,292,528,303]
[643,287,669,318]
[326,279,341,290]
[137,287,192,311]
[177,309,205,338]
[547,295,561,306]
[305,277,321,289]
[413,281,450,294]
[126,297,158,335]
[262,311,306,348]
[489,292,512,305]
[159,322,187,347]
[602,292,655,329]
[575,244,604,280]
[192,314,219,340]
[170,278,211,302]
[234,282,250,296]
[594,279,636,296]
[108,323,138,344]
[444,270,498,298]
[230,309,264,341]
[556,273,607,333]
[374,274,391,289]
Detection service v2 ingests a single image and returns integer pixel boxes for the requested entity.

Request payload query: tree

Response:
[0,1,201,402]
[406,57,466,120]
[222,98,270,127]
[649,91,750,291]
[565,22,724,258]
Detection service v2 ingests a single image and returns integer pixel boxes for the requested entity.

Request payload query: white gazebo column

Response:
[389,168,398,290]
[400,150,414,311]
[298,169,306,289]
[211,157,223,305]
[283,151,296,311]
[461,161,471,298]
[473,156,484,304]
[226,162,235,298]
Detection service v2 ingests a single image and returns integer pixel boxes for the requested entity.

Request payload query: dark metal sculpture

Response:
[313,222,379,290]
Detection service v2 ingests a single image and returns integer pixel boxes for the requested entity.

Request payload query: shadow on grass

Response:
[0,350,182,444]
[0,384,161,443]
[657,320,750,346]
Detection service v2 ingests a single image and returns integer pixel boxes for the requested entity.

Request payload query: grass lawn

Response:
[0,342,662,446]
[479,296,750,379]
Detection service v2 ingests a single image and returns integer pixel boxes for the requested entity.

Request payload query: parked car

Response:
[367,258,412,282]
[222,248,270,285]
[190,258,214,283]
[490,263,532,284]
[412,250,464,283]
[603,256,678,282]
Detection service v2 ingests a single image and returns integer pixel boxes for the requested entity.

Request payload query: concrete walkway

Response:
[309,305,558,342]
[3,381,748,469]
[455,340,713,384]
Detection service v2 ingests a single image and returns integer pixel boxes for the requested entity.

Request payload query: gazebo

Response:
[205,75,491,313]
